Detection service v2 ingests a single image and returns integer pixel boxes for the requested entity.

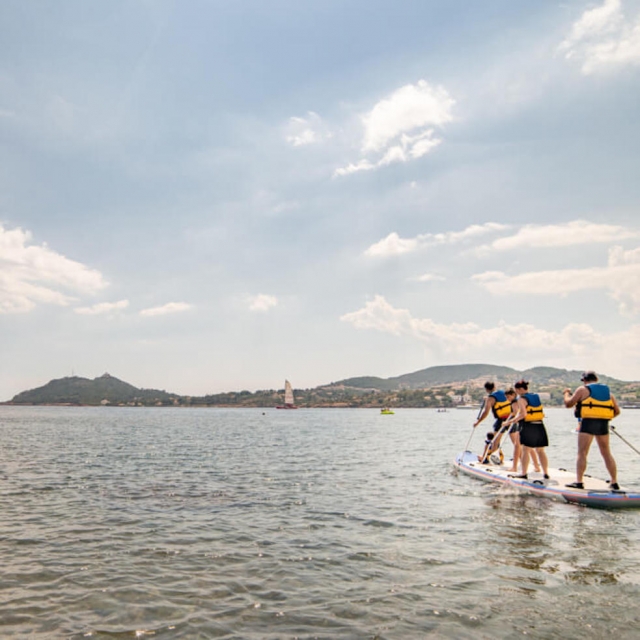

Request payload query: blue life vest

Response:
[490,390,511,419]
[523,392,544,422]
[579,383,615,420]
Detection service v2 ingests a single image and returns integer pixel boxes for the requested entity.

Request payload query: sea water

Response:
[0,406,639,639]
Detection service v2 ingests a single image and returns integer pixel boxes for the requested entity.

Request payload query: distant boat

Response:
[456,405,479,410]
[380,408,394,415]
[276,380,298,409]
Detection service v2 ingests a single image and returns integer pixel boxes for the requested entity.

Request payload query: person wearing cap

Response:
[508,380,549,479]
[563,371,621,491]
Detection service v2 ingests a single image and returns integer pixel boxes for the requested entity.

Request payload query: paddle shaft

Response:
[464,399,486,451]
[611,425,640,457]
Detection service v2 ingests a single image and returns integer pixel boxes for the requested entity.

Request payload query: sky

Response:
[2,0,640,400]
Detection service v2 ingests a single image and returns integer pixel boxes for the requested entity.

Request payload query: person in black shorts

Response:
[563,371,621,490]
[509,380,549,479]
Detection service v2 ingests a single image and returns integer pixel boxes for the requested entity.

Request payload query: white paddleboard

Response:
[454,450,640,509]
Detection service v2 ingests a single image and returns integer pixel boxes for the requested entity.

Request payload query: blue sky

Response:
[2,0,640,399]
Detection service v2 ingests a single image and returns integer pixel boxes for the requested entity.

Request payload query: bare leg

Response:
[521,447,530,476]
[535,448,548,476]
[489,431,504,453]
[595,434,617,484]
[531,449,541,472]
[508,432,521,472]
[576,433,594,483]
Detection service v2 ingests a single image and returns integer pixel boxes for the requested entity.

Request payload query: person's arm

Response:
[504,399,524,426]
[502,405,516,428]
[563,386,588,408]
[512,397,527,422]
[612,393,621,418]
[473,397,493,427]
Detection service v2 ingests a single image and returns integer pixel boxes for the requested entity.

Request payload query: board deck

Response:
[454,450,640,509]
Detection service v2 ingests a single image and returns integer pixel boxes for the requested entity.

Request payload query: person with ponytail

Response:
[509,380,549,480]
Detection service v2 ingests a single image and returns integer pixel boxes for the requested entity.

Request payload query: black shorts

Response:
[579,418,609,436]
[492,418,504,432]
[520,421,549,448]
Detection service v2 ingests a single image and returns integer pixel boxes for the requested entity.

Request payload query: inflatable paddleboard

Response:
[454,450,640,509]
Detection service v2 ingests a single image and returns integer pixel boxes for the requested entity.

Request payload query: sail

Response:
[284,380,294,405]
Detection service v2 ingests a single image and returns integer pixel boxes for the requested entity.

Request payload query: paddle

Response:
[464,398,486,452]
[490,421,513,464]
[611,425,640,457]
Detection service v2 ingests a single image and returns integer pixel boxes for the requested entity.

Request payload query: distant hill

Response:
[330,364,623,391]
[9,373,177,406]
[5,365,637,407]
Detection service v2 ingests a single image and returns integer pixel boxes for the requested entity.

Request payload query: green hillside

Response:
[393,364,519,389]
[331,364,592,391]
[5,365,638,408]
[9,373,177,406]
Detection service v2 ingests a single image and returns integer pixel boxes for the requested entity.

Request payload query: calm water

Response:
[1,406,639,639]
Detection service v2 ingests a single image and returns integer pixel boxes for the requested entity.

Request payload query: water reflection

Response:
[560,510,627,585]
[472,484,634,590]
[480,491,555,576]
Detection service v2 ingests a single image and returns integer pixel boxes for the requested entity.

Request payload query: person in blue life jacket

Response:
[474,381,511,455]
[563,371,621,491]
[508,380,549,479]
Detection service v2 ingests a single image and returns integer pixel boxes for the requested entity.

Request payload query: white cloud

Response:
[248,294,278,312]
[334,159,376,177]
[361,81,454,152]
[285,112,332,147]
[474,220,638,255]
[335,80,454,176]
[562,0,623,47]
[365,232,420,257]
[473,268,598,295]
[74,300,130,315]
[0,224,107,314]
[340,294,640,371]
[473,245,640,314]
[139,302,192,317]
[560,0,640,74]
[365,223,508,258]
[412,273,446,283]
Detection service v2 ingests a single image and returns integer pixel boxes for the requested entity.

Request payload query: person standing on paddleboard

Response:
[563,371,621,491]
[500,388,523,473]
[510,380,549,479]
[473,382,511,455]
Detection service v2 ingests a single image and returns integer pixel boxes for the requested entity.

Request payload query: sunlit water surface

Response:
[1,406,639,638]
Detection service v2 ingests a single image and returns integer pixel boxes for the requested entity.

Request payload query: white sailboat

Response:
[276,380,298,409]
